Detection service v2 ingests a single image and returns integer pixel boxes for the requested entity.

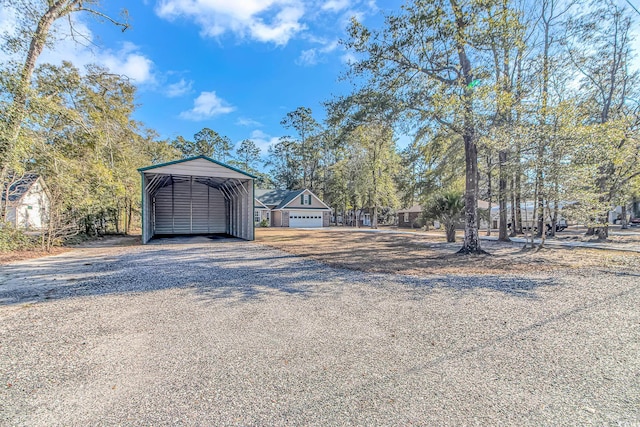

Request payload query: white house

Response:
[2,174,50,230]
[254,189,331,228]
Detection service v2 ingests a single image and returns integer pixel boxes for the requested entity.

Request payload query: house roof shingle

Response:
[2,174,40,203]
[397,204,423,214]
[255,189,305,209]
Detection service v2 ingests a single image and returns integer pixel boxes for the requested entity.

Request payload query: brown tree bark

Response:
[498,150,510,241]
[451,0,485,254]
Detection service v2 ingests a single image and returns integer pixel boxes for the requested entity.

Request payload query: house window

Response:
[255,210,261,223]
[300,193,313,205]
[404,213,409,223]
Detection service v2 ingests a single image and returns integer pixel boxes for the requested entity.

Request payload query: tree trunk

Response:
[498,150,510,242]
[486,154,492,236]
[458,130,484,254]
[514,170,523,234]
[550,200,558,237]
[372,205,378,229]
[450,0,485,255]
[535,178,545,237]
[509,176,516,237]
[621,204,628,229]
[126,199,133,234]
[446,222,456,243]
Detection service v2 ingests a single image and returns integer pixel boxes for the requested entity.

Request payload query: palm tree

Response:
[424,192,465,243]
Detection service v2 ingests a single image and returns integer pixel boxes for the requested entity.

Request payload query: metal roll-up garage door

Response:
[288,210,323,228]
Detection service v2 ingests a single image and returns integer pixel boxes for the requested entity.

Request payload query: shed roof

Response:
[2,174,40,203]
[138,155,256,179]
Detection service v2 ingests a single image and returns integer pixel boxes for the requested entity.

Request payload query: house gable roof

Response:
[255,189,304,208]
[397,204,423,214]
[254,188,330,210]
[2,174,40,203]
[254,198,269,209]
[278,188,331,210]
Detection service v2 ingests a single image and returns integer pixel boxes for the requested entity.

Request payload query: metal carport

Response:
[139,156,255,244]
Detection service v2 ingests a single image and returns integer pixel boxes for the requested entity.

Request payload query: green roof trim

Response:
[138,155,257,179]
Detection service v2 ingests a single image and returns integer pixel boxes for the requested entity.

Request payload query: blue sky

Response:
[5,0,406,156]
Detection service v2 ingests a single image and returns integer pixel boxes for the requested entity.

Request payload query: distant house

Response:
[2,174,50,230]
[254,189,331,228]
[397,204,423,228]
[398,200,494,229]
[341,208,372,227]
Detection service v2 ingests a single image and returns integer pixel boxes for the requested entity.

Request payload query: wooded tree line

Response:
[0,1,172,246]
[1,0,639,254]
[262,0,640,252]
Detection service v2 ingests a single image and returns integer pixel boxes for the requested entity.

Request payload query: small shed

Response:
[139,156,255,244]
[2,174,50,229]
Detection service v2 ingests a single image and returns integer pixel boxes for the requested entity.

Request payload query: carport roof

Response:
[138,155,256,179]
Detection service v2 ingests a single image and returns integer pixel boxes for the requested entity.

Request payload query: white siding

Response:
[12,180,49,229]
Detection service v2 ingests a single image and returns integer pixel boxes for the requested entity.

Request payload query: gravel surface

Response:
[1,236,639,426]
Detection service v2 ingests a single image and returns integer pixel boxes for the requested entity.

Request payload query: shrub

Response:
[259,218,270,227]
[0,223,40,252]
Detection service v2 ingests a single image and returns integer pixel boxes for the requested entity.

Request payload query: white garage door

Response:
[289,211,323,228]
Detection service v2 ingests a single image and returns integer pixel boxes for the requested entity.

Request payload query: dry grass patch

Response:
[0,247,69,265]
[256,228,640,275]
[0,235,140,265]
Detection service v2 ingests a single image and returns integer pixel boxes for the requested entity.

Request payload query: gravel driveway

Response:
[1,237,639,426]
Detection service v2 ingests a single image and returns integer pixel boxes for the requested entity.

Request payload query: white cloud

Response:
[156,0,306,46]
[248,129,279,154]
[340,52,356,65]
[321,0,350,12]
[296,38,338,66]
[166,78,193,97]
[179,91,236,120]
[97,42,155,83]
[297,48,319,66]
[236,117,263,127]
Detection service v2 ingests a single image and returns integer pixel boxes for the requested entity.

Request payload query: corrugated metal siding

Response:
[212,188,227,233]
[154,180,226,234]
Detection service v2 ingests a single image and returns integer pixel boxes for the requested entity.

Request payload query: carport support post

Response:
[240,184,245,239]
[189,176,193,233]
[171,176,175,233]
[232,180,245,240]
[219,185,232,235]
[226,184,236,238]
[233,184,241,239]
[235,185,241,238]
[140,173,145,243]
